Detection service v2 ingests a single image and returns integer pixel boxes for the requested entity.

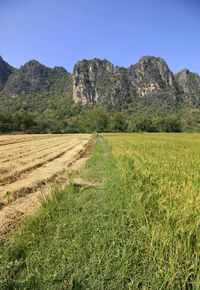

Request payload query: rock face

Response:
[3,60,72,96]
[175,69,200,106]
[0,56,16,90]
[0,55,200,111]
[73,56,177,105]
[128,56,176,96]
[73,58,134,105]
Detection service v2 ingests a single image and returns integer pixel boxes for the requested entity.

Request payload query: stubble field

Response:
[0,134,91,235]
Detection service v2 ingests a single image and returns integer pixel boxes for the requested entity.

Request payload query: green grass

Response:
[104,133,200,289]
[0,134,200,289]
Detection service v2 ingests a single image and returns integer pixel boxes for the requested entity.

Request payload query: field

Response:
[0,133,199,289]
[104,133,200,288]
[0,134,91,236]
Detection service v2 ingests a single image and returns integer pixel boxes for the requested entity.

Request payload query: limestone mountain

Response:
[3,60,72,96]
[0,56,16,90]
[128,56,176,96]
[0,58,73,132]
[72,56,181,111]
[0,55,200,126]
[73,58,135,106]
[175,69,200,106]
[1,55,199,111]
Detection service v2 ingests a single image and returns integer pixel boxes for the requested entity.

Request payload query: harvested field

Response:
[0,134,92,236]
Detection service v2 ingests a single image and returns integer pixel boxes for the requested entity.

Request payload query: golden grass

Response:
[104,133,200,288]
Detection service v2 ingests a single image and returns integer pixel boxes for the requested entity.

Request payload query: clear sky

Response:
[0,0,200,74]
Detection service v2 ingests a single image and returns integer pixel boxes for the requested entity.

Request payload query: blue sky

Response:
[0,0,200,73]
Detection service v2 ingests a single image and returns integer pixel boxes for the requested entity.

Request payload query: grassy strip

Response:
[0,135,199,289]
[0,137,127,289]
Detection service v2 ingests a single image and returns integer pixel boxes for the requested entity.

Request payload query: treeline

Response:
[0,110,66,134]
[72,107,183,133]
[0,106,184,134]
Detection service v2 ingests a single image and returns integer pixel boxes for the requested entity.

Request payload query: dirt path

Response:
[0,134,92,239]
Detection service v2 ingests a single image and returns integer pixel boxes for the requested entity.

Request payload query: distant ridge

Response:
[0,55,199,108]
[0,55,200,133]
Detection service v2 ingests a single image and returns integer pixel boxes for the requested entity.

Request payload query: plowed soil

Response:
[0,134,92,237]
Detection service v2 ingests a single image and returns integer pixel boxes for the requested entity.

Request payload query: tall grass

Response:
[104,133,200,288]
[0,134,199,289]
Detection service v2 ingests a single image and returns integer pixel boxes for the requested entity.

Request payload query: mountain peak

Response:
[3,59,71,95]
[0,56,16,89]
[0,55,200,111]
[138,55,166,63]
[72,55,178,105]
[21,59,46,69]
[175,68,200,106]
[178,68,190,75]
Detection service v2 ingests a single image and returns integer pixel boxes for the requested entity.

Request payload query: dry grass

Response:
[0,134,91,237]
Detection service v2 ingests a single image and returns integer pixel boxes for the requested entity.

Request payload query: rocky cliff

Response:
[175,69,200,106]
[0,56,16,90]
[72,58,135,105]
[128,56,176,96]
[0,55,200,111]
[72,56,179,106]
[3,60,72,97]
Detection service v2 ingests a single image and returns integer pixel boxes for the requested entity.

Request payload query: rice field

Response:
[103,133,200,288]
[0,133,199,289]
[0,134,91,203]
[0,134,91,236]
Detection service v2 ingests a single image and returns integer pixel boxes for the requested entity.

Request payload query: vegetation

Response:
[0,134,199,289]
[0,55,200,134]
[104,133,200,288]
[1,100,198,134]
[127,115,183,132]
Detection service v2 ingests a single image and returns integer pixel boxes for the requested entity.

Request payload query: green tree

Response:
[76,106,109,132]
[128,116,158,132]
[158,116,182,132]
[12,110,35,131]
[110,112,127,132]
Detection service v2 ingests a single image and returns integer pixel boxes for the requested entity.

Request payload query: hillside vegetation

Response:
[0,56,200,133]
[0,134,199,289]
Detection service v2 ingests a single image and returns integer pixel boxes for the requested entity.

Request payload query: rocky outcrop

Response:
[73,56,178,105]
[72,58,134,105]
[0,56,16,90]
[175,69,200,106]
[3,60,72,96]
[128,56,176,96]
[0,55,200,112]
